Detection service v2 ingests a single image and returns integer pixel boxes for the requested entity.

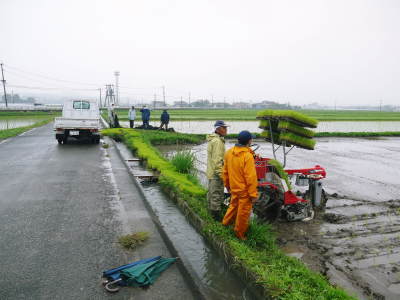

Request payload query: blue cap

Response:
[238,130,254,145]
[214,120,229,128]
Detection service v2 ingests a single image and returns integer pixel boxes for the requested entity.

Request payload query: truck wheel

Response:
[57,138,63,144]
[95,137,100,144]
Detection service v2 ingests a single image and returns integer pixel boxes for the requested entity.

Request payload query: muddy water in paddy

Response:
[158,137,400,300]
[121,120,400,134]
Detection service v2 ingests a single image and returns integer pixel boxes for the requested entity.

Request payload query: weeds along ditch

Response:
[102,128,354,299]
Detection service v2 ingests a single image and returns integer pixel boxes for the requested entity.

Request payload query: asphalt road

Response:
[0,124,194,300]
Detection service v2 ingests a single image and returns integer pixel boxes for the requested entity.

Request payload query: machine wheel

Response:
[253,186,284,223]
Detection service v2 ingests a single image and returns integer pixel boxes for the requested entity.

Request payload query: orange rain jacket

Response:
[222,145,258,199]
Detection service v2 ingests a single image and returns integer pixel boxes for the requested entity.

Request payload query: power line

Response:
[7,84,98,92]
[4,63,100,87]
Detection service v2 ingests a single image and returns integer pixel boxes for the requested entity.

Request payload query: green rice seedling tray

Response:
[260,130,291,146]
[280,132,316,150]
[277,120,315,138]
[256,109,318,128]
[258,119,279,132]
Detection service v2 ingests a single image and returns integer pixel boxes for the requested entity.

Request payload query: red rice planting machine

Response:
[252,110,327,222]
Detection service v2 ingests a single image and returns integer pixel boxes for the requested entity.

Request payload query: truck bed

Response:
[54,117,100,129]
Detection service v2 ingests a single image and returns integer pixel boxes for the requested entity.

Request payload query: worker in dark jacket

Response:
[140,106,151,128]
[159,110,170,130]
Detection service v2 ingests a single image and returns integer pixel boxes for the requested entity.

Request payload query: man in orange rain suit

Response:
[222,130,258,240]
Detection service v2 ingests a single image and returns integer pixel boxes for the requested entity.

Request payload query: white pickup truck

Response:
[54,100,101,144]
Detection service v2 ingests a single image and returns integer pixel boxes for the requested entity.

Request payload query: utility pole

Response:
[223,97,226,109]
[98,88,102,108]
[188,92,191,107]
[104,84,116,108]
[153,94,157,109]
[379,99,382,112]
[180,96,183,107]
[0,63,8,108]
[211,94,214,107]
[114,71,120,105]
[162,86,166,107]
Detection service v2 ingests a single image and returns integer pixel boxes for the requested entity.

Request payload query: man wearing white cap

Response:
[206,120,229,221]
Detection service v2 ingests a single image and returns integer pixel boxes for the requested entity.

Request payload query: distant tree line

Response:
[171,99,300,109]
[1,93,36,104]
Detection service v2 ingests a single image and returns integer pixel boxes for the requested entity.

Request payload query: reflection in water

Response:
[0,119,44,130]
[121,120,400,134]
[137,166,256,300]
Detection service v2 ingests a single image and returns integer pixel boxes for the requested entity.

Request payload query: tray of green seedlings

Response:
[279,132,316,150]
[257,110,318,150]
[277,120,315,138]
[256,109,319,128]
[260,130,284,145]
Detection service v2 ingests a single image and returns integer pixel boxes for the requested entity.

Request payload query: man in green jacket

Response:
[207,120,229,220]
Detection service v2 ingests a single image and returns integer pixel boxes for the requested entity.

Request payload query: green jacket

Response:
[206,133,225,179]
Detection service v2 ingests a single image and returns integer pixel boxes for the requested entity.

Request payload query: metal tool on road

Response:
[102,256,177,292]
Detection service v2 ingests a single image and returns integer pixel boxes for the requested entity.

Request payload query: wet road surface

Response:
[0,124,194,300]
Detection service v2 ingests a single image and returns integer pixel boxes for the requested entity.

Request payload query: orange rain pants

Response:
[222,194,253,240]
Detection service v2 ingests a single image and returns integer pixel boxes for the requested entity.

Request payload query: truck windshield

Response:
[73,101,90,109]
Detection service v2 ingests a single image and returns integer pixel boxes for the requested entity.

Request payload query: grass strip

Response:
[280,132,316,150]
[256,110,319,128]
[102,128,354,299]
[0,119,53,140]
[315,131,400,137]
[101,108,400,121]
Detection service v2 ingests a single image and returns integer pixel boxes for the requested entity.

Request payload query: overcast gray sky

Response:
[1,0,399,106]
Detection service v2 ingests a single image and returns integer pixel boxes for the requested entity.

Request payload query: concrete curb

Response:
[107,137,208,300]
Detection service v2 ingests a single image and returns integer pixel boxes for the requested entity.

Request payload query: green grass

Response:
[228,131,400,139]
[315,131,400,137]
[102,108,400,121]
[102,128,355,299]
[0,111,60,118]
[0,119,53,140]
[170,150,196,174]
[118,231,150,250]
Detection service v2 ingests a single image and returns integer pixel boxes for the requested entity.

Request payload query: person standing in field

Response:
[206,120,229,221]
[128,106,136,128]
[222,130,258,240]
[159,109,170,130]
[140,105,151,128]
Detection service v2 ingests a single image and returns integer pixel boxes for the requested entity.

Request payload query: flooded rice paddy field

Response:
[159,137,400,299]
[122,120,400,134]
[0,118,46,130]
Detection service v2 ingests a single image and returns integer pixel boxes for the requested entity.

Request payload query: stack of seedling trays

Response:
[257,110,318,150]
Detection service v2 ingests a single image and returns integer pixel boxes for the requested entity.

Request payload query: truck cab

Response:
[54,100,100,144]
